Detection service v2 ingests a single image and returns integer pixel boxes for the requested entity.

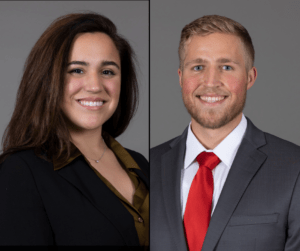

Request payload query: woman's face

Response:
[62,32,121,133]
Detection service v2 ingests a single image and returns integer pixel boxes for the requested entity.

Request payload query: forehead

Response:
[69,32,120,62]
[184,33,246,65]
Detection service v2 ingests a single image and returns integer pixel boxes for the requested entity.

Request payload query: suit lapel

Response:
[57,156,140,246]
[202,118,267,251]
[161,128,189,251]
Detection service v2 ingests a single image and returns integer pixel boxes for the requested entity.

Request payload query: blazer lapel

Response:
[202,118,267,251]
[57,156,140,246]
[133,168,149,188]
[161,128,189,251]
[125,148,150,189]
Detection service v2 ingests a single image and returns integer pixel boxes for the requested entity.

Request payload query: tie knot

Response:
[196,152,220,171]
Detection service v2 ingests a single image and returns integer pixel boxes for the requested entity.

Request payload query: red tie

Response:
[184,152,220,251]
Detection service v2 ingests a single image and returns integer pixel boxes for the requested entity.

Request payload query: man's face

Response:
[178,33,256,130]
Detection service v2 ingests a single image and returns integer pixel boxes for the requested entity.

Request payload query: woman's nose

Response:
[85,71,104,93]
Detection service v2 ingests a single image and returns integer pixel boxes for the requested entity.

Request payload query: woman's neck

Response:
[69,127,106,158]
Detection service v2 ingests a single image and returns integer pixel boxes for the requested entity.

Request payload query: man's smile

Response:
[198,95,226,103]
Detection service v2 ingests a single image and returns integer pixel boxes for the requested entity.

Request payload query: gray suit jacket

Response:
[150,118,300,251]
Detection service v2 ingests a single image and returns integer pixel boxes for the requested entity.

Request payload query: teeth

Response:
[79,100,104,107]
[200,96,225,103]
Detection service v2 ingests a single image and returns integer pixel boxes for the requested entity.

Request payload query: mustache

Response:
[196,88,229,96]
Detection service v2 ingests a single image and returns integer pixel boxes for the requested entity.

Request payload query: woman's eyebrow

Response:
[101,60,120,69]
[67,61,88,66]
[67,60,120,69]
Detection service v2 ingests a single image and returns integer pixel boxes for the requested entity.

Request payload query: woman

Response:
[0,12,149,248]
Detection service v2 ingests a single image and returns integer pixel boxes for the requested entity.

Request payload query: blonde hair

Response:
[178,15,254,71]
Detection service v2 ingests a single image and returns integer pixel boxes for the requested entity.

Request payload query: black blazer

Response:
[0,148,149,246]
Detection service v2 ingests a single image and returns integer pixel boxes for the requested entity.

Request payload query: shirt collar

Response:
[53,135,141,171]
[184,114,247,169]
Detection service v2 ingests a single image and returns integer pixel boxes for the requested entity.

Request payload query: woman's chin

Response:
[68,122,103,133]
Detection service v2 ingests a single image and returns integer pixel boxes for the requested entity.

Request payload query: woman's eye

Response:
[102,70,115,75]
[69,69,83,74]
[193,65,203,71]
[222,65,232,70]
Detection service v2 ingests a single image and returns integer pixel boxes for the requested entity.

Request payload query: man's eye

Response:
[69,69,83,74]
[102,70,115,75]
[193,65,203,71]
[222,65,232,70]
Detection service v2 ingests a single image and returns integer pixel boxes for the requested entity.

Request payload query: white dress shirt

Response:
[181,114,247,218]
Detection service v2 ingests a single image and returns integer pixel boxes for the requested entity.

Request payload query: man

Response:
[150,15,300,251]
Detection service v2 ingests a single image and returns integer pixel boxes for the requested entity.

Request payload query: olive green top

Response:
[53,136,149,248]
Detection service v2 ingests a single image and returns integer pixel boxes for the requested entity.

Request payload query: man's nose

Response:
[202,67,221,87]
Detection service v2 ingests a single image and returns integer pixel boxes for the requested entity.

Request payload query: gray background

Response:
[150,0,300,148]
[0,1,149,159]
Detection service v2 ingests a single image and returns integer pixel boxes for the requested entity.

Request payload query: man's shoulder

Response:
[150,135,182,158]
[246,117,300,154]
[263,132,300,154]
[254,130,300,172]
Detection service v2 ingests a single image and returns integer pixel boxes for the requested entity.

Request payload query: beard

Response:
[182,88,247,129]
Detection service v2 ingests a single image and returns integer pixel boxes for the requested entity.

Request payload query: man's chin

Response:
[191,110,239,129]
[194,118,228,130]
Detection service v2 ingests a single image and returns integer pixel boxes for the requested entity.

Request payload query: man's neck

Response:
[191,114,243,150]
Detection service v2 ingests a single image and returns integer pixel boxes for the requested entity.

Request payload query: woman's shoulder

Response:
[2,148,46,162]
[125,148,148,162]
[125,148,149,172]
[0,149,52,175]
[0,150,44,200]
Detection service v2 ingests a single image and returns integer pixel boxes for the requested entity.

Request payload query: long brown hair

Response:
[0,12,138,163]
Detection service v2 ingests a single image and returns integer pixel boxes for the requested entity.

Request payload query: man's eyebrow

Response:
[67,60,120,69]
[217,58,240,65]
[184,58,208,67]
[184,58,241,68]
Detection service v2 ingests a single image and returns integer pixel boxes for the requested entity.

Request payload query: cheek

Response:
[64,79,83,101]
[181,76,199,95]
[104,79,121,98]
[224,75,247,95]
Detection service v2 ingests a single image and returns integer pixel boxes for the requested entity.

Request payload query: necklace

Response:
[86,138,107,163]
